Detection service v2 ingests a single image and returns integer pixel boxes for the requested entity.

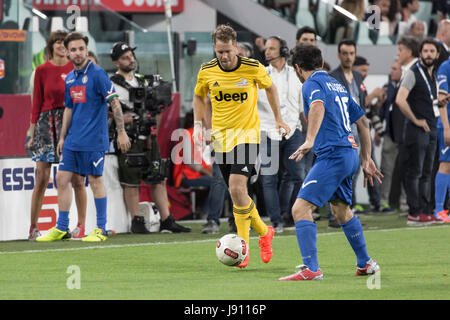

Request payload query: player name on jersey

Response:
[325,81,347,93]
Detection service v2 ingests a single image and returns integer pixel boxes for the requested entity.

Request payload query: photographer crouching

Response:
[110,42,191,233]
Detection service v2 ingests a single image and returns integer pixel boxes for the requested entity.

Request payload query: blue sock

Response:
[56,211,70,232]
[435,172,449,214]
[295,220,319,272]
[94,197,107,233]
[340,216,370,268]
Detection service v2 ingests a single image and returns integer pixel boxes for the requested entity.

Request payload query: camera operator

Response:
[110,42,191,233]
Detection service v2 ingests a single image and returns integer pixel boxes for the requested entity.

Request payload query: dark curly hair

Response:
[292,44,323,71]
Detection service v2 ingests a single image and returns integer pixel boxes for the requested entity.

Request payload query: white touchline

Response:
[0,225,448,256]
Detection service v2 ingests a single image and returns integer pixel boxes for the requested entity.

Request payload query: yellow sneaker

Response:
[36,227,68,242]
[82,228,108,242]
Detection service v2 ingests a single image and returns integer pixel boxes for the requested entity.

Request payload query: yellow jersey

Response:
[194,56,272,153]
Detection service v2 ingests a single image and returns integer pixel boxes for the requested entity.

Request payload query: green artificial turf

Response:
[0,213,448,300]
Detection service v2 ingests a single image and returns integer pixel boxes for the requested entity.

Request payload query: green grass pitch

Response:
[0,213,449,300]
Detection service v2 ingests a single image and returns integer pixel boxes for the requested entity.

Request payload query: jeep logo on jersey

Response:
[215,91,248,103]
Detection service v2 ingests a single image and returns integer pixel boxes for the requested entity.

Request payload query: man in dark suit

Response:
[330,39,381,214]
[389,36,420,211]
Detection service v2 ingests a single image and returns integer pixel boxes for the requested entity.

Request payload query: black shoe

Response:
[131,216,150,234]
[328,219,340,228]
[160,215,191,233]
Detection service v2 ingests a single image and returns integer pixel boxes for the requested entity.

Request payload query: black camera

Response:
[110,73,173,184]
[127,74,172,140]
[126,75,172,184]
[128,75,172,114]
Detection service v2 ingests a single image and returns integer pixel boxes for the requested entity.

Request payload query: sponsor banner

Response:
[0,153,193,240]
[32,0,184,13]
[0,30,26,42]
[0,155,130,241]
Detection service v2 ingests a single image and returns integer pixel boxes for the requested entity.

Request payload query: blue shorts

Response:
[297,147,359,207]
[59,148,105,176]
[438,125,450,162]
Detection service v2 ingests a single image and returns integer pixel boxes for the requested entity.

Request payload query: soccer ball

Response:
[216,234,248,266]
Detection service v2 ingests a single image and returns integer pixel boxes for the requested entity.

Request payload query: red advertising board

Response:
[0,94,32,157]
[32,0,184,13]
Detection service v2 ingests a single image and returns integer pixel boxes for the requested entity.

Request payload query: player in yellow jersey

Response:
[193,24,291,268]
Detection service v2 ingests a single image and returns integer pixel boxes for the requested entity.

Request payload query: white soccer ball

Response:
[216,234,248,266]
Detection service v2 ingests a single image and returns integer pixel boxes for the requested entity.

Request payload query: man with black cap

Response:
[353,56,370,80]
[110,42,191,233]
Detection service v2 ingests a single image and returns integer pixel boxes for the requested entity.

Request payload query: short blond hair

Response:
[212,24,237,44]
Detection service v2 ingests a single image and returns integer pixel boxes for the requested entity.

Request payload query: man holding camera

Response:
[110,42,191,233]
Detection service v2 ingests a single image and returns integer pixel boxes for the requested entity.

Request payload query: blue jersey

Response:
[437,59,450,129]
[302,70,365,155]
[64,60,118,152]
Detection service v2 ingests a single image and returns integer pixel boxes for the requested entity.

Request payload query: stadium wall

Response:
[0,95,32,157]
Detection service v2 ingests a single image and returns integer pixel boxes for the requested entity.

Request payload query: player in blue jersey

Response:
[278,45,383,281]
[37,32,131,242]
[434,59,450,223]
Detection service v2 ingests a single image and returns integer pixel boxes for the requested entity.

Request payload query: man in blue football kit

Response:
[434,59,450,222]
[37,32,131,242]
[279,45,383,281]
